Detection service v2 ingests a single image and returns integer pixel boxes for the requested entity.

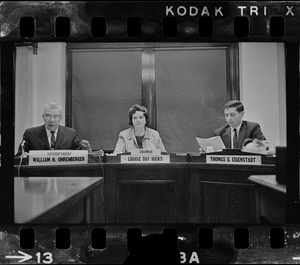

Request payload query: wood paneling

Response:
[104,163,189,223]
[116,180,176,223]
[14,156,275,224]
[198,181,258,223]
[259,185,285,224]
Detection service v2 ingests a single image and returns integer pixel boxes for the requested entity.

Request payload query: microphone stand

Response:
[18,141,25,177]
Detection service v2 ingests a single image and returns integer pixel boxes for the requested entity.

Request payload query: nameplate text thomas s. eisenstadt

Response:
[206,155,261,165]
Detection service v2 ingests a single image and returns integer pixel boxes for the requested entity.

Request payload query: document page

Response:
[195,136,226,152]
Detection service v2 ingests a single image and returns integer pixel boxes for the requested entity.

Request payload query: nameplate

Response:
[206,155,261,165]
[130,149,162,155]
[121,155,170,164]
[29,150,88,166]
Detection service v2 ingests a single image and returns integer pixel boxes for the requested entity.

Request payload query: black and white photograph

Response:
[0,1,299,264]
[12,42,287,224]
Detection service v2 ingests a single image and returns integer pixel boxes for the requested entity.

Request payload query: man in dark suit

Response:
[16,102,90,156]
[214,100,266,149]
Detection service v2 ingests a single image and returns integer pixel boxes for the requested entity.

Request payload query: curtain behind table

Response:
[156,49,227,153]
[68,45,236,153]
[71,50,141,150]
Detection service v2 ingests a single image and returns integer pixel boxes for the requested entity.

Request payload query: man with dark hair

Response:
[214,100,266,149]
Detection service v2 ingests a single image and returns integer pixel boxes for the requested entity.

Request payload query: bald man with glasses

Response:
[16,102,90,156]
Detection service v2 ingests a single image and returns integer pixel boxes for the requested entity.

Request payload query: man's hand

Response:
[199,148,205,154]
[80,139,92,152]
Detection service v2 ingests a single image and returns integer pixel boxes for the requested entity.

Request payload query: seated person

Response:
[16,102,90,156]
[113,104,166,154]
[213,100,266,149]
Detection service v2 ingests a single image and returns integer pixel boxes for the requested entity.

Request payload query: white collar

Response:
[45,126,59,136]
[231,122,242,134]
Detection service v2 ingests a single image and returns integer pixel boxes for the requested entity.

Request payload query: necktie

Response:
[51,131,56,149]
[233,128,238,149]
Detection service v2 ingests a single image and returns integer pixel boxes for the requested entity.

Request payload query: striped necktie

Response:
[233,128,238,149]
[51,131,56,149]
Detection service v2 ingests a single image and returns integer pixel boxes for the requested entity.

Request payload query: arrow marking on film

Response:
[5,251,32,263]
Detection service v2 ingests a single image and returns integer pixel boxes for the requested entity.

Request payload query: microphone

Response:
[18,140,26,177]
[21,140,26,154]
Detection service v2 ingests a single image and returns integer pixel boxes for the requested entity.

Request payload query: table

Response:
[248,175,286,224]
[14,152,276,223]
[103,152,275,224]
[14,177,104,223]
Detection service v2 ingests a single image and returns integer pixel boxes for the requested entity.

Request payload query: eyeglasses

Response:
[43,114,61,120]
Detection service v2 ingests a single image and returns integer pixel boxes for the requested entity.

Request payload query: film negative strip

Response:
[0,1,299,264]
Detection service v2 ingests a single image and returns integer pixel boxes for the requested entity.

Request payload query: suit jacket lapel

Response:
[238,121,247,148]
[40,126,51,150]
[55,126,64,149]
[223,127,231,149]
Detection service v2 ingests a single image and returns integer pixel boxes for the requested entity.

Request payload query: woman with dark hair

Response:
[113,104,166,154]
